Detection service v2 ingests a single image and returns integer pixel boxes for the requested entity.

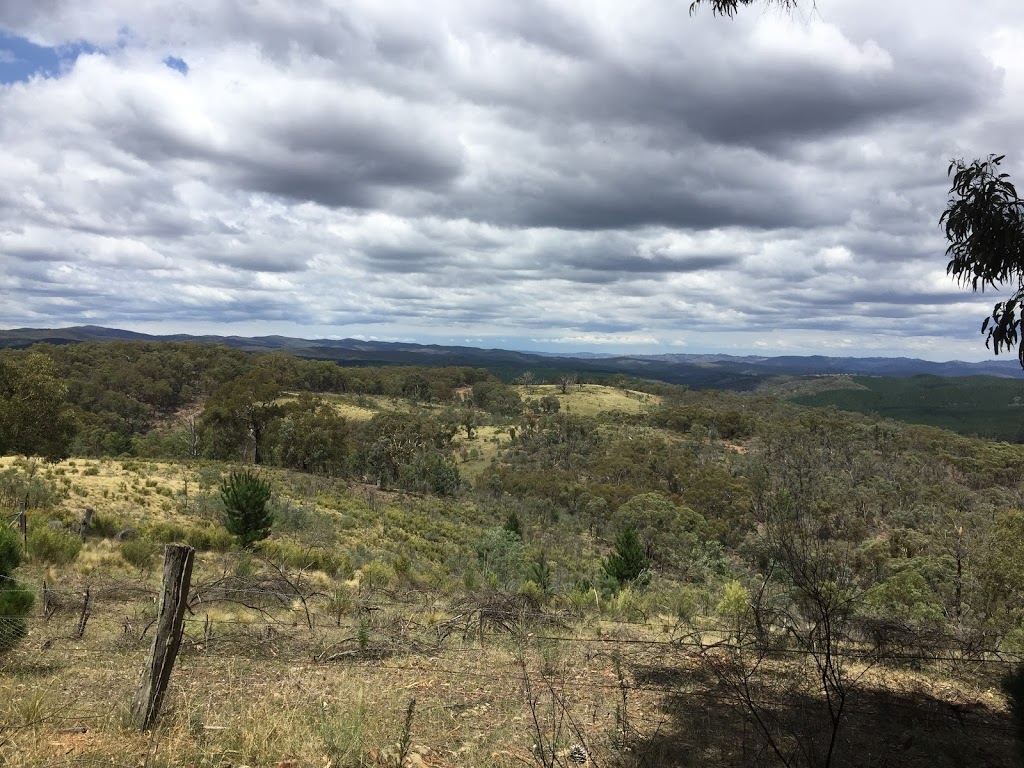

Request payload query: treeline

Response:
[0,341,630,496]
[0,341,493,451]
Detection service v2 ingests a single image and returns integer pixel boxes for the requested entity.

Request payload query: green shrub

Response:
[89,512,123,538]
[602,527,650,588]
[144,522,189,544]
[661,585,701,624]
[197,464,222,490]
[0,467,63,510]
[121,539,157,571]
[475,528,525,589]
[220,470,273,548]
[184,525,236,553]
[27,525,82,565]
[716,580,751,641]
[272,498,312,532]
[256,540,353,578]
[0,527,33,651]
[359,560,394,592]
[604,586,650,623]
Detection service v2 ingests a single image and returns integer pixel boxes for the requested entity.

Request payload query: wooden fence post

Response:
[75,588,91,639]
[130,544,195,730]
[18,501,26,549]
[79,507,93,543]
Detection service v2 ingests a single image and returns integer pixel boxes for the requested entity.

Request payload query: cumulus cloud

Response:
[0,0,1021,359]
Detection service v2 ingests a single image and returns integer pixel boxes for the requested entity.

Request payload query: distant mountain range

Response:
[3,325,1024,390]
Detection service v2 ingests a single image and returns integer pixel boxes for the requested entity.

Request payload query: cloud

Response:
[0,0,1021,360]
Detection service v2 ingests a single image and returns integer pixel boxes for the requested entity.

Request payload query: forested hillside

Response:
[792,374,1024,442]
[2,340,1023,766]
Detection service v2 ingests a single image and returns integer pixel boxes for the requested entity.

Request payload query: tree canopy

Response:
[942,155,1024,366]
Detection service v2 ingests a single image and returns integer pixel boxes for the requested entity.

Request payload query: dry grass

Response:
[1,544,1015,768]
[515,385,661,417]
[0,561,658,768]
[0,455,201,526]
[453,426,512,481]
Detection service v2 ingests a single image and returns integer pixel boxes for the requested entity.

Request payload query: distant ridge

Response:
[2,325,1023,387]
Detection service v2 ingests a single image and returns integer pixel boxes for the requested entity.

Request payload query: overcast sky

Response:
[1,0,1023,359]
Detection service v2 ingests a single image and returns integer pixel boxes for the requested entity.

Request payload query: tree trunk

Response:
[130,544,195,730]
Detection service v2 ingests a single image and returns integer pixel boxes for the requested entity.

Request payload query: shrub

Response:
[27,525,82,565]
[220,470,273,548]
[605,586,650,623]
[661,585,702,624]
[503,512,523,539]
[144,522,189,544]
[121,538,158,571]
[716,580,751,641]
[257,540,353,578]
[89,512,123,538]
[475,528,525,589]
[0,467,63,510]
[602,527,650,588]
[359,560,394,592]
[184,525,236,553]
[0,527,33,651]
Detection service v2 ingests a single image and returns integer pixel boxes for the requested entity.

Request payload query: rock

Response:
[48,520,64,530]
[116,528,139,541]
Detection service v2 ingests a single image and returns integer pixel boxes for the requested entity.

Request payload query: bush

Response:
[88,512,123,538]
[220,470,273,548]
[27,525,82,565]
[0,527,33,651]
[121,538,158,571]
[0,467,63,510]
[184,525,236,553]
[257,540,353,578]
[602,527,650,588]
[359,560,394,592]
[475,529,525,589]
[716,580,751,640]
[144,522,189,544]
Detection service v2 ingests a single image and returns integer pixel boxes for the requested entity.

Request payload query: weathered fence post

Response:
[75,588,91,638]
[130,544,195,730]
[79,507,93,543]
[18,501,26,549]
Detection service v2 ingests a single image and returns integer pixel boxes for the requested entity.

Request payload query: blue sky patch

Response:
[0,32,99,84]
[163,56,188,75]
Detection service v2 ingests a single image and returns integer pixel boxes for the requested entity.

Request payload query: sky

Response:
[1,0,1023,360]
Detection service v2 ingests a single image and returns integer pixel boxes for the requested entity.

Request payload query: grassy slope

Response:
[515,384,661,417]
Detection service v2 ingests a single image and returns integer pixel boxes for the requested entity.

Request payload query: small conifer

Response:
[220,470,273,548]
[602,526,650,587]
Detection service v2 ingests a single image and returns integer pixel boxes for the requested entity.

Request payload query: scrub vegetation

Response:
[1,340,1023,767]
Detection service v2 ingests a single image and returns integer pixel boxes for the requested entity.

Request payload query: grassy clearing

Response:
[453,425,512,481]
[516,384,661,417]
[0,456,204,526]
